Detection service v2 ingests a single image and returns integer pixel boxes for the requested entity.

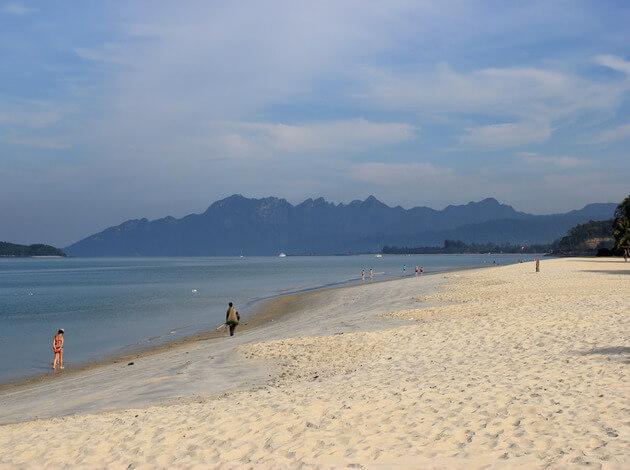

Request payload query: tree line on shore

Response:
[0,242,66,257]
[382,240,551,255]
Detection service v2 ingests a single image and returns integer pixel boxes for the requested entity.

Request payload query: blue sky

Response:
[1,1,629,246]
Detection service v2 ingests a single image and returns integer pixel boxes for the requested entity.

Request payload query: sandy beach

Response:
[0,258,628,469]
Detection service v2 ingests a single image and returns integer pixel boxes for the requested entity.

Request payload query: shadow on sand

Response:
[572,259,629,263]
[580,269,630,275]
[577,346,630,364]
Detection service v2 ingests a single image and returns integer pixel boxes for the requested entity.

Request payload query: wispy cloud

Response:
[515,152,588,169]
[167,119,417,163]
[595,54,630,75]
[74,44,129,65]
[1,1,35,15]
[226,119,417,155]
[352,162,452,186]
[0,135,71,149]
[0,106,65,129]
[461,121,553,149]
[362,62,629,147]
[592,123,630,145]
[364,64,618,115]
[1,1,629,245]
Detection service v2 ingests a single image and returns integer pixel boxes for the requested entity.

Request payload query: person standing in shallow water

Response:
[225,302,240,337]
[52,329,64,370]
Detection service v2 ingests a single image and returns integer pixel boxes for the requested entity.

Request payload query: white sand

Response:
[0,258,628,469]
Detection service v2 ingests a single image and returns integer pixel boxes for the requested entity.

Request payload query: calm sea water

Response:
[0,254,532,382]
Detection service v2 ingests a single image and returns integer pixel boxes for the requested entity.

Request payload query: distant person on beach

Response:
[225,302,240,336]
[402,265,406,276]
[420,266,424,274]
[52,329,64,370]
[415,266,419,276]
[535,259,540,272]
[369,268,374,279]
[361,269,365,281]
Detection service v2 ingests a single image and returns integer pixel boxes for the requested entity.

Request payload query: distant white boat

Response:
[278,252,287,258]
[375,253,383,258]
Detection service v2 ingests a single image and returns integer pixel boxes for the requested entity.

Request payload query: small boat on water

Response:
[278,252,287,258]
[375,253,383,258]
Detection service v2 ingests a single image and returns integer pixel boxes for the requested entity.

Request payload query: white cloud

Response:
[0,135,71,149]
[3,2,630,245]
[460,121,552,149]
[592,123,630,145]
[184,119,417,162]
[515,152,587,169]
[595,55,630,75]
[541,172,630,207]
[352,162,452,186]
[75,44,129,65]
[362,60,630,149]
[0,103,65,129]
[229,119,417,154]
[0,102,72,152]
[362,62,628,134]
[1,2,35,15]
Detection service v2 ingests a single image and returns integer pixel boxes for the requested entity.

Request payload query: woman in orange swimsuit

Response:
[52,329,64,370]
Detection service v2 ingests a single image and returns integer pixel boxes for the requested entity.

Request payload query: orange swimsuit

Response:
[53,336,63,353]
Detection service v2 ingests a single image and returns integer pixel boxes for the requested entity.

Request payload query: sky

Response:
[1,1,629,246]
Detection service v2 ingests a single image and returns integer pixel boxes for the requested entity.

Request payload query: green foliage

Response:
[382,240,550,254]
[612,195,630,249]
[552,219,614,254]
[0,242,66,257]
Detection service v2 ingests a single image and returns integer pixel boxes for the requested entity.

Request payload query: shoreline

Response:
[0,280,318,393]
[0,264,449,424]
[0,258,627,468]
[0,261,493,392]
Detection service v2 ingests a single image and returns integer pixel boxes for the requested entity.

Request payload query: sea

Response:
[0,254,533,383]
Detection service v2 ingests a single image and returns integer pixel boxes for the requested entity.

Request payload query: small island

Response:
[0,241,66,257]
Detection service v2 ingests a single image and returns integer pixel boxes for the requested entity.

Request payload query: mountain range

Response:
[65,195,617,256]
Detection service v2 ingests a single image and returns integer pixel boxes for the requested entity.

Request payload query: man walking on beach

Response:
[225,302,240,336]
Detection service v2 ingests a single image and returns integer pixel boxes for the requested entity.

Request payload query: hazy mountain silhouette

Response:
[65,195,617,256]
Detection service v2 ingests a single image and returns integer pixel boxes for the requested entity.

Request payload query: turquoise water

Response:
[0,254,531,382]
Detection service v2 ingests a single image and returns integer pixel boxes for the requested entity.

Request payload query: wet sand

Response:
[0,269,444,424]
[0,258,628,469]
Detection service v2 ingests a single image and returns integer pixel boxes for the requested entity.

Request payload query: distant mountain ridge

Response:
[65,195,617,256]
